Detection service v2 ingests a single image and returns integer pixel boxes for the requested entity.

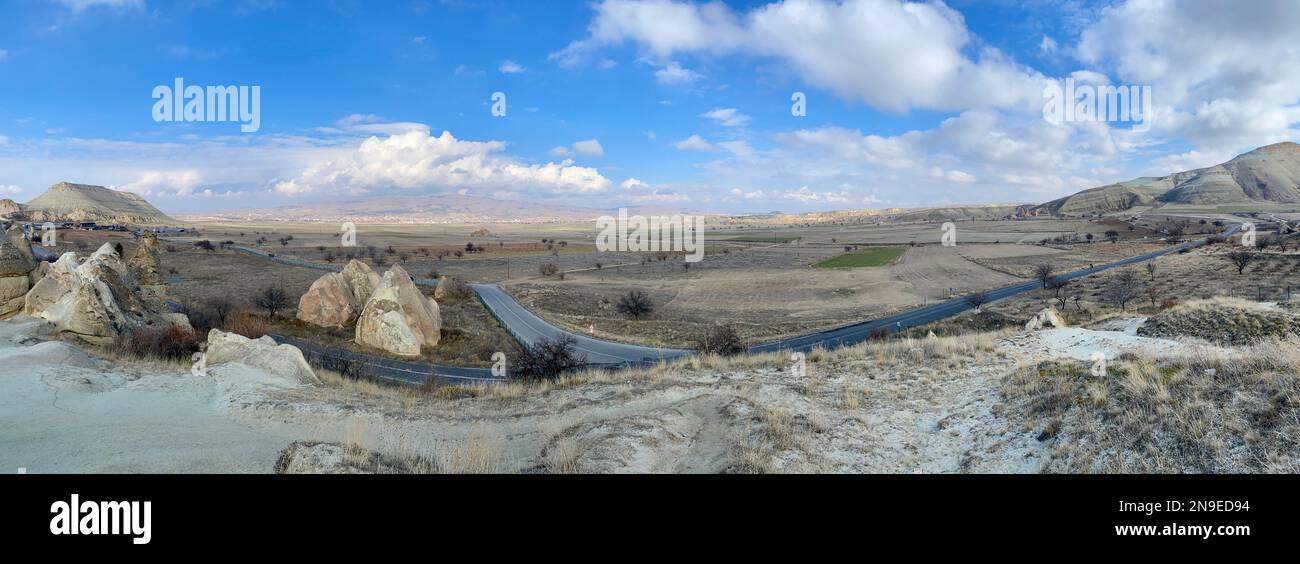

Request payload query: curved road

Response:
[471,283,692,366]
[226,226,1235,378]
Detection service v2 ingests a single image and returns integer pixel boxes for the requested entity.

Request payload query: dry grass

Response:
[1003,338,1300,473]
[1138,297,1300,345]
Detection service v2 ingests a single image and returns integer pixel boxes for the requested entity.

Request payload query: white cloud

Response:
[572,139,605,156]
[498,60,526,74]
[120,170,205,197]
[558,0,1050,112]
[0,185,22,195]
[551,139,605,158]
[620,178,649,190]
[335,114,383,127]
[674,133,718,152]
[0,50,8,61]
[273,129,612,197]
[1076,0,1300,153]
[1039,35,1058,54]
[53,0,144,13]
[699,107,749,127]
[654,61,700,85]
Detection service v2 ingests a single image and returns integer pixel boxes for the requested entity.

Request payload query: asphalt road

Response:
[269,333,500,385]
[749,226,1237,354]
[471,283,692,366]
[229,227,1235,376]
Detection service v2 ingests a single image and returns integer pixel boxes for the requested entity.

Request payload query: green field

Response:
[813,246,908,268]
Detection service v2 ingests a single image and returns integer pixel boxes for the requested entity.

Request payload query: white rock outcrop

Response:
[204,329,319,386]
[296,259,379,328]
[1024,308,1068,331]
[355,264,440,358]
[24,244,168,343]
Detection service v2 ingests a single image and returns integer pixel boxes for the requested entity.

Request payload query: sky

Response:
[0,0,1298,214]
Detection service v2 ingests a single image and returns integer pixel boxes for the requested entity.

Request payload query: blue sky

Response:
[1,0,1298,214]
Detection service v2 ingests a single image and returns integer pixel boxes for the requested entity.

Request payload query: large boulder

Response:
[204,329,319,386]
[23,252,78,315]
[0,226,37,317]
[127,232,166,289]
[355,264,440,357]
[24,243,168,343]
[296,259,378,328]
[339,259,379,305]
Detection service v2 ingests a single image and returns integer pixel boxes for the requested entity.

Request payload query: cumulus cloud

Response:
[498,60,526,74]
[674,133,718,152]
[120,170,205,197]
[273,129,612,197]
[1076,0,1300,152]
[0,185,22,195]
[556,0,1051,112]
[700,107,749,127]
[654,61,701,85]
[572,139,605,156]
[550,139,605,158]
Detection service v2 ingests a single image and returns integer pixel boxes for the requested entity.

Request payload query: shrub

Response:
[115,323,202,362]
[538,262,559,277]
[615,290,654,319]
[438,276,474,301]
[695,324,746,356]
[222,310,268,339]
[254,285,291,319]
[511,335,587,380]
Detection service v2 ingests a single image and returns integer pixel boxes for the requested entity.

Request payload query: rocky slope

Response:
[1038,141,1300,214]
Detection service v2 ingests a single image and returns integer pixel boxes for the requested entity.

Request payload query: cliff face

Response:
[0,199,19,218]
[21,182,174,225]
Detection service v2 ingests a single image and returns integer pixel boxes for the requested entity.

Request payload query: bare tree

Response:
[1146,285,1163,309]
[1032,263,1055,289]
[1102,270,1145,312]
[1047,277,1071,310]
[695,324,746,356]
[1105,229,1119,243]
[538,262,559,277]
[510,335,586,381]
[1145,261,1157,282]
[1165,223,1186,243]
[254,285,291,319]
[1227,250,1255,274]
[616,290,655,319]
[965,291,989,311]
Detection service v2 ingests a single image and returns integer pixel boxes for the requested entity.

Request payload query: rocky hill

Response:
[18,182,174,225]
[1039,141,1300,215]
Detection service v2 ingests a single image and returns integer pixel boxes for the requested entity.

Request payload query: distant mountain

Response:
[895,204,1033,222]
[1039,141,1300,215]
[16,182,175,225]
[177,193,697,223]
